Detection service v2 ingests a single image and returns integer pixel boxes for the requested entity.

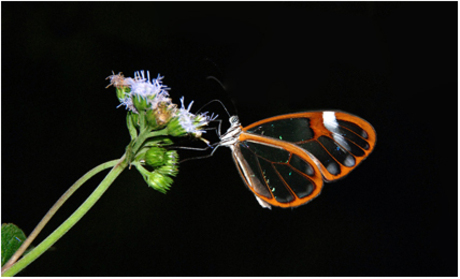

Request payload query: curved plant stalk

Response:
[2,128,169,276]
[2,156,128,277]
[1,159,119,274]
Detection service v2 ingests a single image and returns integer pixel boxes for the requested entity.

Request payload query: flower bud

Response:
[145,110,161,130]
[146,102,176,129]
[157,165,179,177]
[106,72,131,102]
[156,102,176,126]
[116,87,130,102]
[166,117,187,137]
[165,150,179,165]
[144,147,167,167]
[146,172,173,194]
[132,95,149,112]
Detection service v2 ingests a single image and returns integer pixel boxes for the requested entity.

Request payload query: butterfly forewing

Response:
[231,133,324,208]
[242,111,376,182]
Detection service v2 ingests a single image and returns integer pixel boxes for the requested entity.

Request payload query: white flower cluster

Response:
[177,97,218,134]
[107,70,218,136]
[108,70,171,113]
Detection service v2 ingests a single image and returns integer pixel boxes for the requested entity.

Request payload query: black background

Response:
[2,2,457,276]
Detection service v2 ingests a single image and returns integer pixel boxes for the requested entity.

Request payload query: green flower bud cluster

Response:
[141,147,179,194]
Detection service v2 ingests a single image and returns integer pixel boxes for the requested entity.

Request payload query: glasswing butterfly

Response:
[213,110,376,209]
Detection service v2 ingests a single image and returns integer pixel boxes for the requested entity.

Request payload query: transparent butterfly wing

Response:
[231,134,324,208]
[231,110,376,208]
[243,111,376,182]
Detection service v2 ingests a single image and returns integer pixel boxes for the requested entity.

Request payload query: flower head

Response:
[107,70,219,139]
[167,97,218,137]
[106,72,130,88]
[127,71,171,106]
[108,70,172,113]
[177,97,197,133]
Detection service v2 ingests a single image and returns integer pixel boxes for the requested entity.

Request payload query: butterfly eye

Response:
[229,116,239,124]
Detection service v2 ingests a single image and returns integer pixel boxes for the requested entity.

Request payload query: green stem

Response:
[2,156,129,277]
[146,129,169,139]
[1,159,119,274]
[2,127,170,276]
[134,128,169,152]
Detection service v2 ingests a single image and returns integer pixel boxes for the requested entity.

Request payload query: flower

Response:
[176,97,197,133]
[106,72,130,88]
[144,147,168,167]
[127,71,171,108]
[108,70,172,113]
[146,171,174,194]
[148,102,177,128]
[166,97,218,138]
[177,97,218,134]
[107,71,218,138]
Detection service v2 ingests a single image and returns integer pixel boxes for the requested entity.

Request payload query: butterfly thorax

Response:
[219,116,243,148]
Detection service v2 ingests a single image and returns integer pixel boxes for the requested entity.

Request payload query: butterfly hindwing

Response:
[242,111,376,182]
[230,133,324,208]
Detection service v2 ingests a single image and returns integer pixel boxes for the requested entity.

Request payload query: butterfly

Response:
[214,110,376,209]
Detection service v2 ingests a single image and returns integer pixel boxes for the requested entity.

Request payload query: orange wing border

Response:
[242,111,377,182]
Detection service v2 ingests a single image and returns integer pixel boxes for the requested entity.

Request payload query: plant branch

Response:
[1,159,119,274]
[2,156,128,277]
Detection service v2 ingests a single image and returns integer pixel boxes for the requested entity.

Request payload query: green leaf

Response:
[125,140,136,164]
[138,111,147,131]
[2,223,27,267]
[126,113,138,140]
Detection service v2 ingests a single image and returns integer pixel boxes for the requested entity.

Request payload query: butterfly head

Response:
[229,115,240,126]
[217,115,242,147]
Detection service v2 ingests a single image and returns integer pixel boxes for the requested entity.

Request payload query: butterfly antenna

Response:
[206,75,227,90]
[196,99,231,118]
[206,75,239,116]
